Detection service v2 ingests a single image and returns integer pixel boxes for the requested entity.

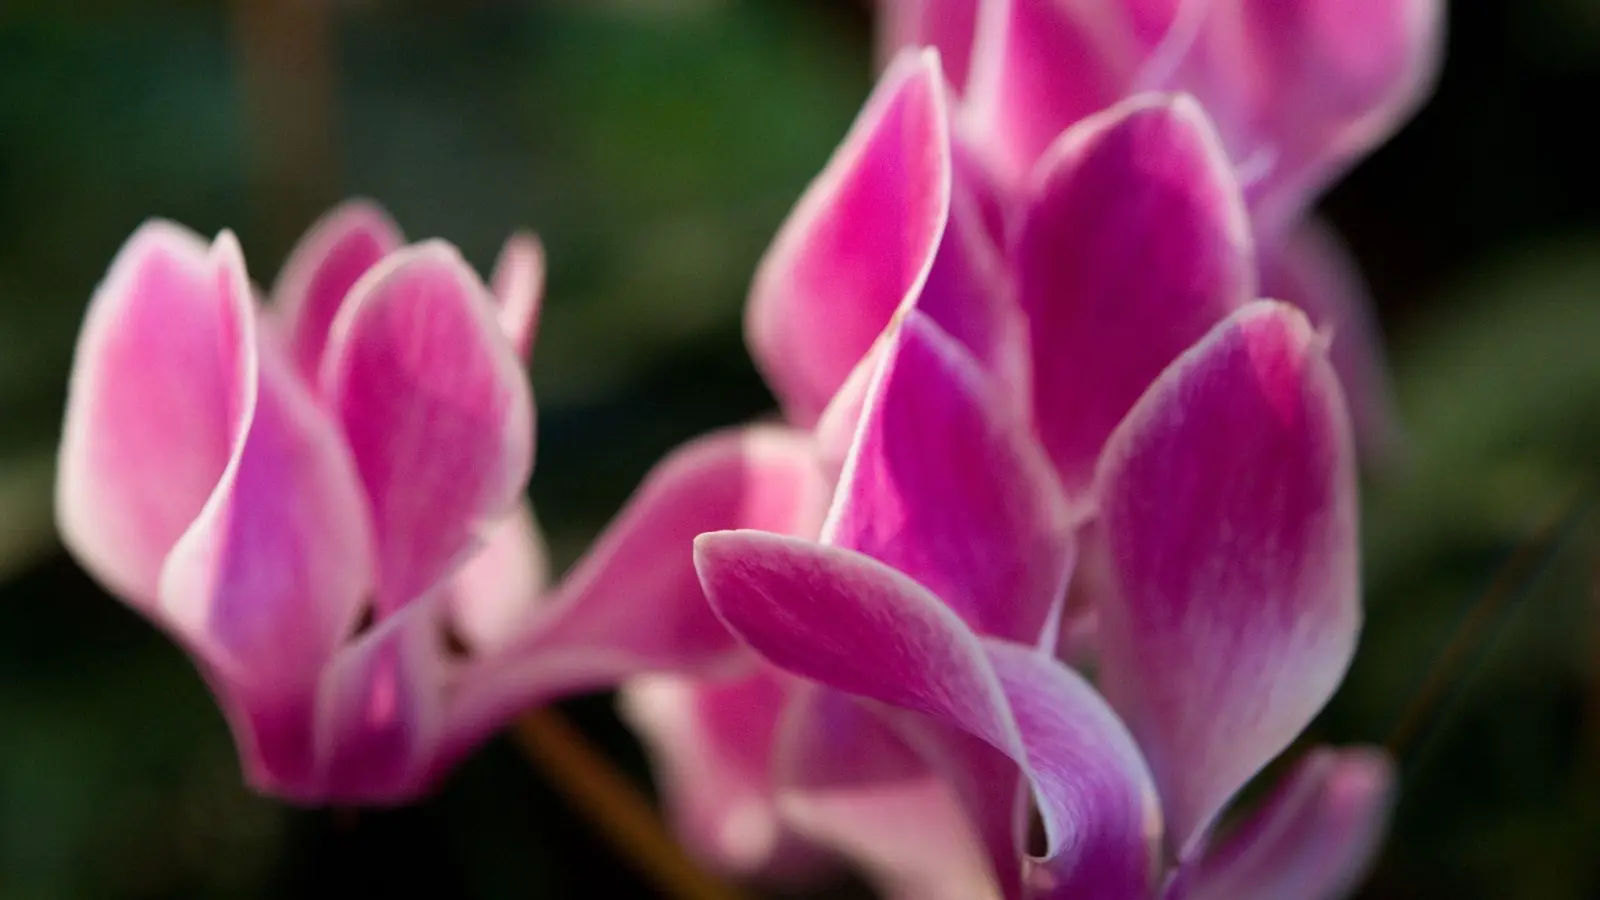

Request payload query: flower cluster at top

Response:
[54,1,1441,898]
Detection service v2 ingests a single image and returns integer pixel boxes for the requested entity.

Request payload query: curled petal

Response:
[321,242,534,615]
[1261,219,1401,462]
[1015,94,1253,493]
[621,669,828,880]
[1089,301,1360,854]
[1181,747,1394,900]
[58,223,251,606]
[826,311,1072,644]
[490,231,545,361]
[746,49,949,424]
[697,532,1159,899]
[272,200,403,380]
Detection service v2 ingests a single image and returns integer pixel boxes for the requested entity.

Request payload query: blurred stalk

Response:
[229,0,338,250]
[513,710,751,900]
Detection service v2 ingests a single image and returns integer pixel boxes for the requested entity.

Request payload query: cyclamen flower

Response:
[881,0,1444,453]
[54,204,828,803]
[696,298,1382,900]
[617,49,1397,898]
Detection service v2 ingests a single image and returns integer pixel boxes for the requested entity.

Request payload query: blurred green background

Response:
[1,1,1597,897]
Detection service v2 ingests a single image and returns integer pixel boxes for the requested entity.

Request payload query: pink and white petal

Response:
[321,242,534,614]
[490,231,545,361]
[877,0,982,92]
[776,688,998,900]
[1014,94,1254,494]
[312,596,452,804]
[159,282,375,687]
[1180,747,1394,900]
[960,0,1131,190]
[814,338,885,483]
[825,311,1072,644]
[745,49,949,425]
[1261,219,1401,462]
[1089,300,1360,855]
[57,222,250,606]
[272,199,403,381]
[448,502,549,655]
[621,669,828,881]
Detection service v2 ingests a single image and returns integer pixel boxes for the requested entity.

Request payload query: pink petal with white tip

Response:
[321,242,534,615]
[447,502,549,655]
[490,231,545,360]
[272,200,403,380]
[877,0,982,92]
[1088,300,1360,855]
[1014,94,1253,494]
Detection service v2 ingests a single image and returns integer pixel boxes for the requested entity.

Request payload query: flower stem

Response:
[513,710,751,900]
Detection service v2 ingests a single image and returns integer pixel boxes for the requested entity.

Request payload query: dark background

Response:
[1,1,1597,897]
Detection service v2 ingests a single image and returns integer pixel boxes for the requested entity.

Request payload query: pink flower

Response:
[54,202,831,805]
[696,295,1387,899]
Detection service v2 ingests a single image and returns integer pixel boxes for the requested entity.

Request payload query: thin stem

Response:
[513,710,752,900]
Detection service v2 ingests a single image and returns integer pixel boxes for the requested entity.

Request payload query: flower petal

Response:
[57,222,250,606]
[697,531,1159,899]
[745,49,949,424]
[272,199,404,381]
[1181,747,1394,900]
[447,501,549,655]
[826,311,1072,644]
[961,0,1129,188]
[620,668,828,880]
[1088,300,1360,854]
[490,231,545,361]
[320,242,534,615]
[1015,93,1253,494]
[877,0,982,92]
[1261,219,1400,461]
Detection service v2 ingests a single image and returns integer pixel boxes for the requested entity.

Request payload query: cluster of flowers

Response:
[55,2,1441,898]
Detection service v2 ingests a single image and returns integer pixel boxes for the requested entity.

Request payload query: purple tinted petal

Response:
[272,200,403,381]
[746,49,950,424]
[490,231,545,361]
[826,311,1072,644]
[621,668,828,880]
[1261,219,1400,462]
[1015,94,1253,494]
[1182,747,1394,900]
[877,0,982,92]
[321,242,534,615]
[1089,301,1360,854]
[961,0,1129,189]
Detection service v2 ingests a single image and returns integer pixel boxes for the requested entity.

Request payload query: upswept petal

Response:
[1261,219,1400,461]
[621,669,827,879]
[1088,300,1360,855]
[1014,94,1253,493]
[696,532,1159,899]
[877,0,982,92]
[272,199,403,380]
[1179,747,1394,900]
[57,223,252,606]
[447,502,549,655]
[826,311,1072,644]
[490,231,545,360]
[320,242,534,616]
[961,0,1130,189]
[745,49,949,424]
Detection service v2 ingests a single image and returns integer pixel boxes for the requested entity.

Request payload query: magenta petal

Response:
[490,231,545,360]
[273,200,404,381]
[746,49,949,425]
[1089,300,1360,855]
[58,222,251,605]
[447,502,549,654]
[961,0,1127,188]
[1261,219,1400,461]
[621,669,825,878]
[321,242,534,614]
[1182,747,1394,900]
[826,311,1072,644]
[877,0,981,92]
[1015,94,1253,494]
[697,532,1159,898]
